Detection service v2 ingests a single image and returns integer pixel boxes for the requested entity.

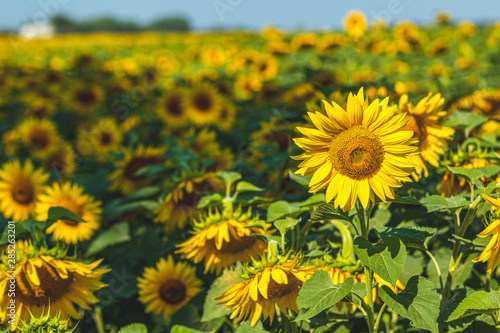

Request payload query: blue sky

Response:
[2,0,500,31]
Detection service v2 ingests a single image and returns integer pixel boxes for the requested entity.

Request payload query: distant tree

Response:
[147,16,190,31]
[78,17,141,32]
[51,15,78,33]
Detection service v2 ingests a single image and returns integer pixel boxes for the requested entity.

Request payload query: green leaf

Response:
[197,193,223,208]
[345,283,367,308]
[86,222,131,256]
[295,271,354,321]
[121,186,160,202]
[47,206,86,223]
[374,226,437,250]
[288,171,311,186]
[443,110,487,135]
[448,166,485,184]
[370,209,391,227]
[244,220,267,232]
[274,218,300,237]
[218,171,241,189]
[353,236,406,287]
[310,202,351,223]
[117,323,148,333]
[234,321,268,333]
[235,181,264,193]
[438,289,478,332]
[387,195,422,205]
[300,194,326,208]
[202,266,244,322]
[421,195,468,212]
[379,276,440,333]
[171,325,208,333]
[267,201,300,222]
[447,290,500,321]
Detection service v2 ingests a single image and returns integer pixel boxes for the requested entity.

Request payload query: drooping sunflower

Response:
[215,253,316,327]
[0,159,49,222]
[438,157,491,197]
[35,181,102,244]
[0,241,109,330]
[183,84,222,126]
[292,88,418,212]
[344,10,367,39]
[177,206,269,274]
[109,145,164,195]
[43,142,76,176]
[450,90,500,119]
[157,88,189,128]
[398,93,455,180]
[154,173,225,232]
[473,194,500,273]
[137,256,202,321]
[77,118,122,161]
[18,118,60,157]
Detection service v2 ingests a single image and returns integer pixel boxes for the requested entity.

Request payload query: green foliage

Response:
[447,290,500,321]
[86,222,131,256]
[117,323,148,333]
[374,226,437,250]
[47,206,86,223]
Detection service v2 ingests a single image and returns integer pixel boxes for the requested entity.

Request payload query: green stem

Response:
[374,303,387,333]
[93,306,106,333]
[425,249,444,292]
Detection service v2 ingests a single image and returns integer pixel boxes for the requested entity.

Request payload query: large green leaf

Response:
[234,321,268,333]
[218,171,241,189]
[379,276,440,333]
[47,206,86,223]
[447,290,500,321]
[86,222,131,256]
[353,236,406,287]
[288,171,311,186]
[235,181,264,193]
[387,195,422,205]
[374,226,437,250]
[197,193,223,208]
[421,195,468,212]
[267,201,300,222]
[443,110,487,136]
[117,323,147,333]
[310,202,351,223]
[274,218,300,237]
[438,289,478,332]
[295,271,354,321]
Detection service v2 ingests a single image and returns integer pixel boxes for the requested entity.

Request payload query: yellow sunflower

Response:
[25,98,55,119]
[77,118,122,161]
[43,142,76,177]
[216,100,236,131]
[398,93,455,180]
[35,181,102,244]
[450,90,500,119]
[0,159,49,222]
[215,254,316,327]
[292,88,418,212]
[176,207,269,274]
[109,145,164,195]
[183,84,222,126]
[157,88,189,128]
[67,85,103,114]
[0,241,109,330]
[137,256,202,321]
[438,158,490,197]
[154,173,225,232]
[18,118,60,158]
[290,33,318,51]
[344,10,367,38]
[473,194,500,273]
[250,57,279,81]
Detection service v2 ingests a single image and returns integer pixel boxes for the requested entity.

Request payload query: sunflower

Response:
[183,84,222,126]
[291,33,318,51]
[109,145,164,195]
[25,98,54,119]
[215,253,316,327]
[234,75,263,100]
[43,142,76,176]
[177,207,269,274]
[137,256,202,321]
[77,118,122,161]
[426,38,450,57]
[250,57,278,81]
[344,10,367,38]
[216,100,236,131]
[154,173,225,232]
[473,194,500,273]
[317,33,346,53]
[450,90,500,119]
[35,181,102,244]
[435,11,452,26]
[457,21,477,39]
[18,118,60,158]
[67,85,103,114]
[292,88,418,212]
[0,241,109,330]
[157,88,189,128]
[398,93,455,180]
[0,159,49,222]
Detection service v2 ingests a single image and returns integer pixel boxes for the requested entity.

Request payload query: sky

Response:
[1,0,500,31]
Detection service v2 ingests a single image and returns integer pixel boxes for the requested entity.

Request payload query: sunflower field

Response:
[2,9,500,333]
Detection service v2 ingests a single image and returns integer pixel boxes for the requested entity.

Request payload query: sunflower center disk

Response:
[193,92,213,112]
[329,126,384,180]
[218,235,256,253]
[17,261,73,306]
[159,280,186,305]
[11,179,35,205]
[267,272,301,299]
[29,130,50,149]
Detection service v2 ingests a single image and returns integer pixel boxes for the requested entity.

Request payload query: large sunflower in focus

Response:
[35,181,102,244]
[0,159,49,222]
[215,254,316,327]
[109,145,164,195]
[0,241,109,330]
[177,206,269,274]
[18,118,60,157]
[184,84,222,126]
[292,88,418,212]
[154,173,225,232]
[398,93,454,180]
[137,256,202,321]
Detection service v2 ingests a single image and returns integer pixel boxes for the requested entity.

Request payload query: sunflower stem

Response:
[374,303,387,333]
[425,248,444,292]
[93,306,106,333]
